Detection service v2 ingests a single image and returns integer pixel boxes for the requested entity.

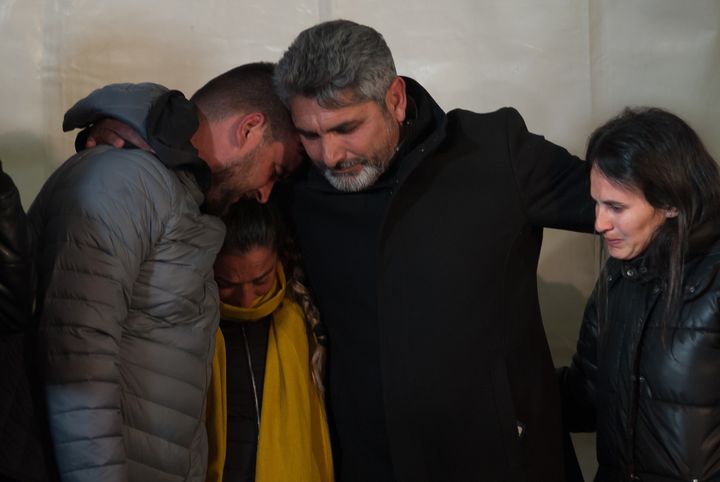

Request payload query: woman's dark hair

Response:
[222,198,283,254]
[587,107,720,329]
[221,199,326,392]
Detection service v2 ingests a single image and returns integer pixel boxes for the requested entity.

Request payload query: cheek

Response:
[301,139,321,159]
[217,287,234,303]
[344,133,371,158]
[239,165,266,190]
[614,217,629,237]
[620,218,652,248]
[256,279,275,297]
[640,215,666,243]
[257,164,276,187]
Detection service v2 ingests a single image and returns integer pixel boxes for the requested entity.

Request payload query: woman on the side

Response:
[560,107,720,481]
[206,199,333,482]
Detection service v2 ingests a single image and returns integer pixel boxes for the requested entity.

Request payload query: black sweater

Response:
[220,317,270,482]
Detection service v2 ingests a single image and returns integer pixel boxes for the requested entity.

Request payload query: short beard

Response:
[321,111,399,192]
[204,183,235,216]
[205,146,258,216]
[322,159,386,192]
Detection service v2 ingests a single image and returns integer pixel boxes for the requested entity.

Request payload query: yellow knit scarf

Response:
[206,263,334,482]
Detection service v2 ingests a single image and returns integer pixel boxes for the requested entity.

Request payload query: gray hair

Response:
[274,19,397,108]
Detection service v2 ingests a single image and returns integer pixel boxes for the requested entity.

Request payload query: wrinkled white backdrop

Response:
[1,0,718,477]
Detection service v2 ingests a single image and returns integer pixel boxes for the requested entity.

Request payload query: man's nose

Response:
[254,181,275,204]
[321,136,345,169]
[239,286,257,308]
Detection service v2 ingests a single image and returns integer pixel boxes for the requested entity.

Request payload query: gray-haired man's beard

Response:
[321,158,387,192]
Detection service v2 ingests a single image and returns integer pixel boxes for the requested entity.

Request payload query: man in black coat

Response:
[273,20,594,482]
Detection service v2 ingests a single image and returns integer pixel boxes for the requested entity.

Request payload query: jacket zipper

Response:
[628,285,662,480]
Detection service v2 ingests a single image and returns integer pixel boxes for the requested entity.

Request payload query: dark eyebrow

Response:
[296,127,318,138]
[296,120,362,138]
[215,264,275,286]
[214,275,234,285]
[251,265,276,284]
[328,120,361,134]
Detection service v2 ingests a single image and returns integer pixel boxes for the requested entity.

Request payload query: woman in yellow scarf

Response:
[206,199,334,482]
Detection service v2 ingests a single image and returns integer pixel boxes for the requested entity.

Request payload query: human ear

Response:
[664,207,679,218]
[235,112,266,147]
[385,76,407,124]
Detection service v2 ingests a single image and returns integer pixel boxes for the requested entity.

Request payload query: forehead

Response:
[289,95,379,131]
[214,247,277,281]
[590,166,644,201]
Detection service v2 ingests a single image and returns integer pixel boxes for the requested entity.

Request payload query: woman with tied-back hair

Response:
[205,199,333,482]
[559,107,720,482]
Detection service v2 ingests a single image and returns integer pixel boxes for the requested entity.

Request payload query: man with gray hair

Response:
[274,19,593,482]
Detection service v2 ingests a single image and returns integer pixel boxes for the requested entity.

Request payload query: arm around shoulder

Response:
[503,107,594,232]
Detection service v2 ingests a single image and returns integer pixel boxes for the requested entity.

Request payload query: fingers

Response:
[111,133,125,149]
[83,118,155,153]
[84,120,127,150]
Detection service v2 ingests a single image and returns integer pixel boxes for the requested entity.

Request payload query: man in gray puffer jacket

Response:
[30,63,301,482]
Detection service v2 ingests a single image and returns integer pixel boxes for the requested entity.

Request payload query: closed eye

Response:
[332,122,359,135]
[297,129,319,140]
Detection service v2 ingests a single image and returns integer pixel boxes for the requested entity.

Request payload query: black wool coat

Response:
[283,78,594,482]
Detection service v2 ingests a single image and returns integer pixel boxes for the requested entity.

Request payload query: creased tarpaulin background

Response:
[0,0,717,477]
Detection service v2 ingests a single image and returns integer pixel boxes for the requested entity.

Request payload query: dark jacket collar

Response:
[607,254,657,284]
[607,217,720,286]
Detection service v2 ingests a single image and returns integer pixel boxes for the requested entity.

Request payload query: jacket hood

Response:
[63,82,211,192]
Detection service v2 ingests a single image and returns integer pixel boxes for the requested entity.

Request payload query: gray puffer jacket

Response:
[30,83,225,482]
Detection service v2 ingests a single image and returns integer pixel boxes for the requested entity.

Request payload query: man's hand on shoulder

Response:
[85,118,154,152]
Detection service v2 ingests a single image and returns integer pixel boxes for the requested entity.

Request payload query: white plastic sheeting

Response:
[0,1,717,477]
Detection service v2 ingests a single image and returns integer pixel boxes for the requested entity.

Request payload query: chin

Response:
[326,167,382,192]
